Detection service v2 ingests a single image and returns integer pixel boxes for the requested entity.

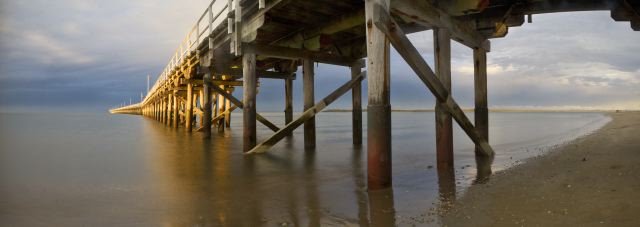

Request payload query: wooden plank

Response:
[434,28,454,169]
[246,72,366,154]
[303,59,316,149]
[243,53,257,151]
[390,0,490,50]
[373,3,494,157]
[210,79,280,132]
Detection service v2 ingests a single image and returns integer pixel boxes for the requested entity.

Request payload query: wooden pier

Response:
[110,0,640,190]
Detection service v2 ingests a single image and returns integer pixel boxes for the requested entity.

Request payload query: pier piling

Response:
[243,53,257,152]
[186,82,194,132]
[303,59,316,149]
[474,47,489,155]
[351,60,364,146]
[366,0,393,190]
[434,28,454,170]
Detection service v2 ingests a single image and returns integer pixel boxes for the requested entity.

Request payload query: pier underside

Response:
[110,0,640,190]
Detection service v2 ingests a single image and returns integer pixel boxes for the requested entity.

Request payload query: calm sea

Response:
[0,111,609,226]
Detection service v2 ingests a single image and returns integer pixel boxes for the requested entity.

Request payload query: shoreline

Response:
[441,112,640,226]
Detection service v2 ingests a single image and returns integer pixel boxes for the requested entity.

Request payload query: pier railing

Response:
[144,0,230,104]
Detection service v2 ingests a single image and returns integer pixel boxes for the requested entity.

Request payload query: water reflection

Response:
[140,118,496,226]
[437,166,456,206]
[352,147,370,226]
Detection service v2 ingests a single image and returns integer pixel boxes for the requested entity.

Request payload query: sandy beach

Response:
[442,112,640,226]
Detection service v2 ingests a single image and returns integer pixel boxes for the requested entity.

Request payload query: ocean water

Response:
[0,111,610,226]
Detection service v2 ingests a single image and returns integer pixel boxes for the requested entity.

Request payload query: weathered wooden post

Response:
[243,53,257,152]
[474,46,488,155]
[193,93,198,127]
[161,98,166,124]
[163,98,167,124]
[186,82,194,131]
[158,97,164,123]
[198,89,204,128]
[225,87,233,128]
[202,72,213,137]
[366,0,392,190]
[218,89,226,132]
[351,60,363,146]
[434,28,454,170]
[166,98,170,123]
[165,94,171,124]
[284,77,294,125]
[211,92,218,125]
[172,93,179,127]
[303,59,316,149]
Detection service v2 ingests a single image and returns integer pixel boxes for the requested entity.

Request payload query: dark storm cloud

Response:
[0,1,638,112]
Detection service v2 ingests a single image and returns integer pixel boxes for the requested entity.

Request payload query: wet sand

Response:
[442,112,640,226]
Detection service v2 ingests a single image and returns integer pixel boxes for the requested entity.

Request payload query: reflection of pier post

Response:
[304,151,321,226]
[368,189,396,227]
[351,147,370,226]
[437,166,456,205]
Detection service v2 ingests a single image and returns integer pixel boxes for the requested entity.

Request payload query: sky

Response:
[0,0,639,113]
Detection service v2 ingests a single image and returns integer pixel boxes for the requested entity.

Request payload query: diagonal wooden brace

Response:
[209,86,280,132]
[212,105,238,125]
[246,72,366,154]
[372,4,494,156]
[195,105,239,132]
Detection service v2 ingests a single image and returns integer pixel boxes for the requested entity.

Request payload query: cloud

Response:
[0,2,639,111]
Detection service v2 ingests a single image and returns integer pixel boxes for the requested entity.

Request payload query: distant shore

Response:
[441,112,640,226]
[323,108,630,113]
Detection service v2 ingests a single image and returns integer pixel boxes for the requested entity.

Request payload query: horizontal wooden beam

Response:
[390,0,490,50]
[214,68,296,80]
[192,79,245,86]
[247,72,366,154]
[373,3,494,156]
[244,43,356,66]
